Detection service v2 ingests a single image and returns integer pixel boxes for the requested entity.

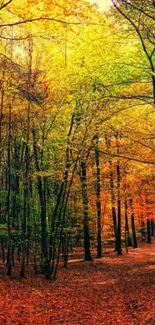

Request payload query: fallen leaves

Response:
[0,241,155,324]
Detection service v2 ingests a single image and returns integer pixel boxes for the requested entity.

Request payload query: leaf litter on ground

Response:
[0,240,155,324]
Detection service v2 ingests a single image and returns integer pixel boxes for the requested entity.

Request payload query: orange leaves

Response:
[0,242,155,324]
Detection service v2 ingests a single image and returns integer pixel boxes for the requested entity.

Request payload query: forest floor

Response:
[0,240,155,325]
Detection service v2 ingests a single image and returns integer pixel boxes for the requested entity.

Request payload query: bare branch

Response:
[83,144,155,165]
[0,35,29,40]
[111,1,152,62]
[122,0,155,21]
[0,16,103,28]
[0,0,12,11]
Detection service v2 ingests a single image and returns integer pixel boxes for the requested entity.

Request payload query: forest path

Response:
[0,240,155,325]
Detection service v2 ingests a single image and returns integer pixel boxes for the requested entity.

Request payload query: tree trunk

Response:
[94,135,102,258]
[7,104,12,276]
[131,213,138,248]
[116,134,122,255]
[81,161,93,261]
[147,219,151,243]
[20,144,29,278]
[0,71,4,224]
[151,220,154,236]
[152,74,155,107]
[32,130,49,276]
[125,200,132,247]
[39,178,49,274]
[105,136,118,251]
[20,37,33,277]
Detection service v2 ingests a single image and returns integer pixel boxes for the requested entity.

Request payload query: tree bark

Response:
[81,161,93,261]
[151,220,154,236]
[105,135,118,251]
[94,135,102,258]
[32,129,49,275]
[147,219,151,243]
[131,212,138,248]
[20,36,33,277]
[7,104,12,276]
[125,200,132,247]
[116,134,122,255]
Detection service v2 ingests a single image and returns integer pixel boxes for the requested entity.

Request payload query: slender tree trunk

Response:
[0,72,4,162]
[51,159,78,280]
[109,166,118,250]
[147,219,151,243]
[125,200,132,247]
[152,74,155,107]
[116,134,122,255]
[94,135,102,258]
[131,214,137,248]
[7,104,12,276]
[20,36,32,277]
[39,178,49,273]
[20,105,30,277]
[20,143,29,277]
[0,71,5,226]
[117,160,122,255]
[151,220,154,236]
[32,129,49,275]
[0,72,5,264]
[81,161,93,261]
[49,114,75,263]
[20,130,30,277]
[130,199,138,248]
[105,136,118,251]
[48,113,78,279]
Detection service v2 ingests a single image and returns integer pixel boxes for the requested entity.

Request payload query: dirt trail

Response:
[0,240,155,325]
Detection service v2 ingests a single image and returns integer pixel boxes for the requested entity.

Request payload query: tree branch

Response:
[111,0,154,70]
[83,144,155,165]
[0,16,103,28]
[0,0,12,11]
[122,0,155,21]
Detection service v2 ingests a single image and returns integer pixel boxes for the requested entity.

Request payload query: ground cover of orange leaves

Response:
[0,241,155,325]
